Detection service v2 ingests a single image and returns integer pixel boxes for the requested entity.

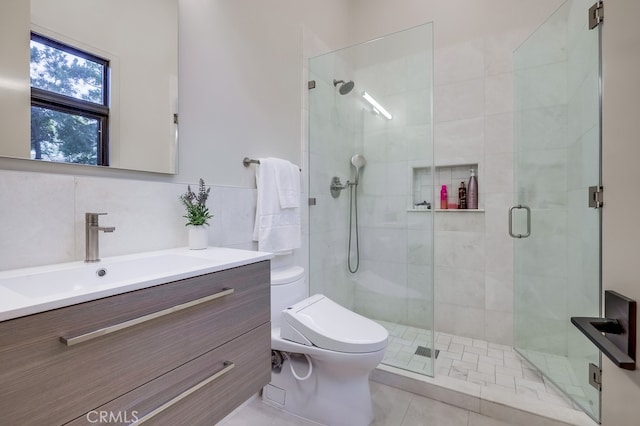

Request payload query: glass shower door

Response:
[307,23,435,377]
[513,0,601,421]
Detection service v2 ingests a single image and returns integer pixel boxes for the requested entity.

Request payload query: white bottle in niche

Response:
[467,169,478,209]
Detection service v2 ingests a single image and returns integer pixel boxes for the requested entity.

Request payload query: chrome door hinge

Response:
[173,113,179,124]
[308,197,317,206]
[308,80,316,90]
[589,363,602,391]
[589,186,604,208]
[589,1,604,29]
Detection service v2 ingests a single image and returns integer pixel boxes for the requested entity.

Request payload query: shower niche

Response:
[409,163,483,212]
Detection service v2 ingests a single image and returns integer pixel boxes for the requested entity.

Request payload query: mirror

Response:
[0,0,178,174]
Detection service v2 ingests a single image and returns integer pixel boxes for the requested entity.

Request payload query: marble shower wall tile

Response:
[484,153,514,194]
[436,302,486,339]
[484,28,531,76]
[432,33,520,345]
[434,117,485,164]
[435,38,485,85]
[485,73,514,116]
[434,78,485,123]
[485,112,513,155]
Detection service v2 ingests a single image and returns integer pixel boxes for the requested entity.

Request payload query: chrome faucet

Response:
[85,212,115,263]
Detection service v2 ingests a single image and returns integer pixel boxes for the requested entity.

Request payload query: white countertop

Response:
[0,247,273,322]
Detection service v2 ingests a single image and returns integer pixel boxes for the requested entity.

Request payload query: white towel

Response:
[275,159,301,208]
[253,157,301,253]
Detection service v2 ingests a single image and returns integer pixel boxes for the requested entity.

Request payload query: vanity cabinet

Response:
[0,260,271,425]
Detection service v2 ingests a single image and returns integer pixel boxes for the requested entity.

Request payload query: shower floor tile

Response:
[376,320,578,411]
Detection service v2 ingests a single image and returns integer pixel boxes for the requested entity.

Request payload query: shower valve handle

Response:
[330,176,354,198]
[331,176,347,190]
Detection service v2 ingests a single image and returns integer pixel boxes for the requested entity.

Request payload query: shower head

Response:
[351,154,366,184]
[333,79,355,95]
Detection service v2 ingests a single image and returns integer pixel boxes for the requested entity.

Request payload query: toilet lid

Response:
[281,294,388,353]
[271,265,304,285]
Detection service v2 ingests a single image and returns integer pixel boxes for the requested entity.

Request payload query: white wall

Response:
[601,1,640,425]
[0,0,30,158]
[178,0,351,187]
[350,0,562,49]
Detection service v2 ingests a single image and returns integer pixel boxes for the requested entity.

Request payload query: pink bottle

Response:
[440,185,448,209]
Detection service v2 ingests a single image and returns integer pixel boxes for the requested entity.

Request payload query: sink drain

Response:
[96,268,107,277]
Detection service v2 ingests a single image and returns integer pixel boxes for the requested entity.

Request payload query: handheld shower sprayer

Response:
[348,154,365,273]
[350,154,366,185]
[328,154,367,273]
[330,154,367,196]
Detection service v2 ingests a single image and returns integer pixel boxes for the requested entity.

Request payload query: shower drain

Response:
[414,346,439,358]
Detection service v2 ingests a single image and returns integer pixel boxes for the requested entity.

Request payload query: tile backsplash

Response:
[1,171,77,269]
[0,170,259,271]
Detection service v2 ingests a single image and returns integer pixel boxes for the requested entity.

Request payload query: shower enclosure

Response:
[512,0,602,421]
[308,23,436,375]
[308,2,602,421]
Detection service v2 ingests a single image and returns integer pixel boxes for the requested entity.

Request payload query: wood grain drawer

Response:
[67,322,271,426]
[0,260,270,426]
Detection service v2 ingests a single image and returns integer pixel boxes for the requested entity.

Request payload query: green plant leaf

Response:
[180,178,214,226]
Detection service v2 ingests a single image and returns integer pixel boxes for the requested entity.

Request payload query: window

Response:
[30,33,110,165]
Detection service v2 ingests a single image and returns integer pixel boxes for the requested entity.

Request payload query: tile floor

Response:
[377,321,582,411]
[220,323,595,425]
[218,381,516,426]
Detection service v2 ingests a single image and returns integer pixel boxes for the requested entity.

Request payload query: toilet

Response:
[263,264,388,426]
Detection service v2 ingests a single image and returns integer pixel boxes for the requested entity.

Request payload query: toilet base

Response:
[262,354,374,426]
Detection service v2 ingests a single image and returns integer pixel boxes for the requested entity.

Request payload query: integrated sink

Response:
[0,247,273,322]
[1,254,213,298]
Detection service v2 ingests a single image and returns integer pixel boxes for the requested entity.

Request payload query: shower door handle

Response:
[508,205,531,238]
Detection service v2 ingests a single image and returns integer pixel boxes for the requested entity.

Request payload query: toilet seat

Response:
[281,294,388,353]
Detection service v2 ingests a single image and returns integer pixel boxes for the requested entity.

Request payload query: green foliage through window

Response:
[31,107,99,163]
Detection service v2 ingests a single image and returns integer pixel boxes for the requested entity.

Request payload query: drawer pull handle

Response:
[133,361,235,425]
[60,287,235,346]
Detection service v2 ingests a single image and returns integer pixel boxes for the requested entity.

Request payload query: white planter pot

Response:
[188,225,208,250]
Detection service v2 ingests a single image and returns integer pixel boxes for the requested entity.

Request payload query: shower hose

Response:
[348,182,360,273]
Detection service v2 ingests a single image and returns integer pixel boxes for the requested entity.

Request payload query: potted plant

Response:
[180,178,213,249]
